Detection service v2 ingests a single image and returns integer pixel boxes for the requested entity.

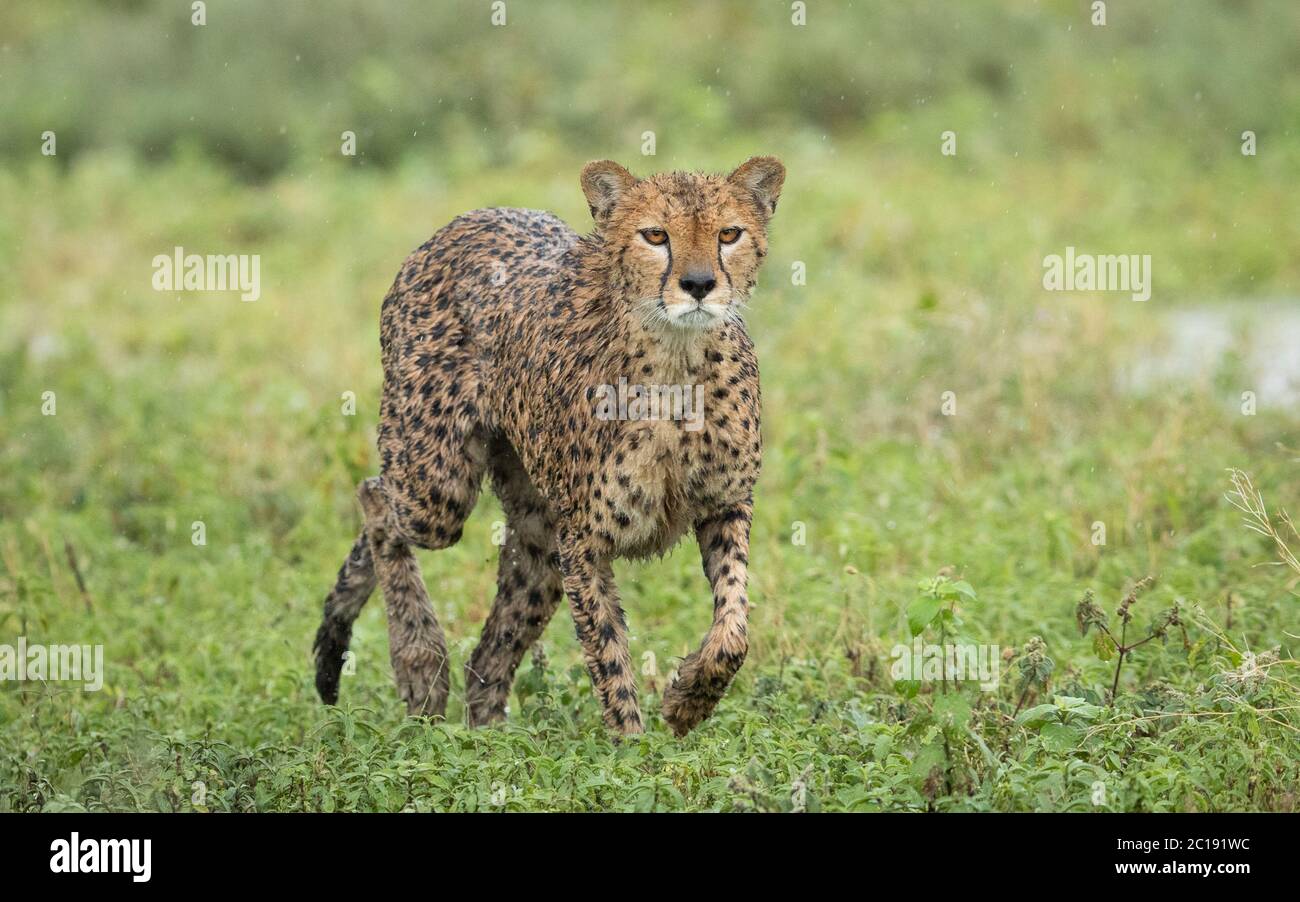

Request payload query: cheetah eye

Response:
[639,228,669,246]
[719,227,743,245]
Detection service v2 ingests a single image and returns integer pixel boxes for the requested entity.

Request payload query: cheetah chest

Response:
[595,412,758,558]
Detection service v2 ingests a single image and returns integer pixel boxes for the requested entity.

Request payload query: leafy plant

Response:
[905,574,978,696]
[1010,636,1055,716]
[1015,695,1105,752]
[896,573,990,802]
[1076,577,1187,702]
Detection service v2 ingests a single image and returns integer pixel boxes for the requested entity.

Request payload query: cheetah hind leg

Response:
[357,477,451,719]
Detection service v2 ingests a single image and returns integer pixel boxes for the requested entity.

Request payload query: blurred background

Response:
[1,1,1299,811]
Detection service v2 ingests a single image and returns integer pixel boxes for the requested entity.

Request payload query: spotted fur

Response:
[313,156,785,736]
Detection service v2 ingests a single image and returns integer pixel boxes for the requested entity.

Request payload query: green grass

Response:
[2,0,1299,812]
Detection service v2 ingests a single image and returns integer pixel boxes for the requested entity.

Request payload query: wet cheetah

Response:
[313,156,785,736]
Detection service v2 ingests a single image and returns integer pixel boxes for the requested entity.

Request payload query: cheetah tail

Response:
[312,530,377,704]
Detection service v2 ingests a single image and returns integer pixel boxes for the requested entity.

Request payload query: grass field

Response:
[2,0,1299,812]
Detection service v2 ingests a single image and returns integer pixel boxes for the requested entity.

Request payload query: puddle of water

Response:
[1122,301,1300,407]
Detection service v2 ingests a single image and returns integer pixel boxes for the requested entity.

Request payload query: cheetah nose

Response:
[678,271,717,301]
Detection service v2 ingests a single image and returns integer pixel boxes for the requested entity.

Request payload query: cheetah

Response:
[312,156,785,736]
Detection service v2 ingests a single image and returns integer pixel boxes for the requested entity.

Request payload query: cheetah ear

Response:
[729,156,786,217]
[581,160,637,226]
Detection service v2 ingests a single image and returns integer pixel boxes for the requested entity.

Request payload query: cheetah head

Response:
[581,156,785,332]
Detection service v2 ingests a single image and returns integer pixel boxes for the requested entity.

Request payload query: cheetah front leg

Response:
[356,477,451,719]
[556,531,643,735]
[661,500,753,737]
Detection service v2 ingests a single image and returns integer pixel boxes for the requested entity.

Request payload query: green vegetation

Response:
[1,0,1299,812]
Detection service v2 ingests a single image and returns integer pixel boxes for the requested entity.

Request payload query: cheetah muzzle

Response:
[312,156,785,737]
